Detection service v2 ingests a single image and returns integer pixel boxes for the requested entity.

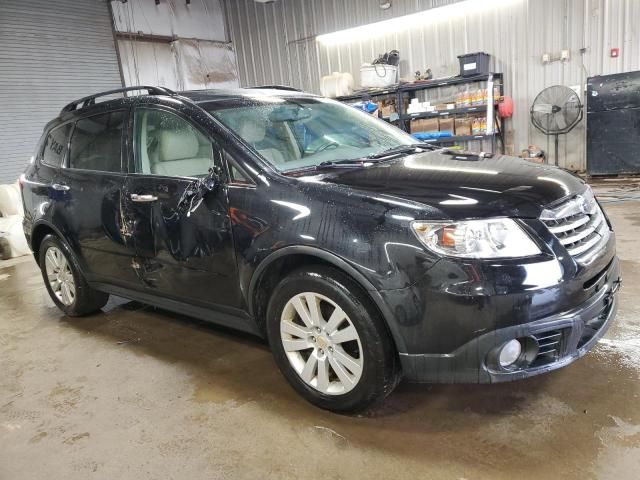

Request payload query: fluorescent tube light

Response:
[316,0,522,46]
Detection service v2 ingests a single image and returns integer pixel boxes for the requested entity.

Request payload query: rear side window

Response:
[68,111,125,173]
[42,124,72,167]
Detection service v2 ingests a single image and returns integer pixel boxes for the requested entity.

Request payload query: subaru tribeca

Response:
[21,86,621,413]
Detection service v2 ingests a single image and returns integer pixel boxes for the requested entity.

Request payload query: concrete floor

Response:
[1,201,639,480]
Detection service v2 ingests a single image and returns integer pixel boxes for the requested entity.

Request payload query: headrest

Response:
[237,117,266,143]
[158,129,199,162]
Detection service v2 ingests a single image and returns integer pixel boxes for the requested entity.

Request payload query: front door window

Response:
[134,108,214,178]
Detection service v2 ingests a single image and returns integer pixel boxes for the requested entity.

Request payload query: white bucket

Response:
[360,64,398,89]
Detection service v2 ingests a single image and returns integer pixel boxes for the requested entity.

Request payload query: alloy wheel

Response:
[44,246,76,306]
[280,292,363,395]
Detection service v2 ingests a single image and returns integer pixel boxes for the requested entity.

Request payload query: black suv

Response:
[21,86,621,413]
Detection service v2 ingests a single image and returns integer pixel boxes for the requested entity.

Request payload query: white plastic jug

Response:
[320,72,354,98]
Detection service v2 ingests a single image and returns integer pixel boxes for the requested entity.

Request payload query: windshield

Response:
[206,96,416,171]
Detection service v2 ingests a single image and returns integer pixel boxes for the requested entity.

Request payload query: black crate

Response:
[457,52,491,77]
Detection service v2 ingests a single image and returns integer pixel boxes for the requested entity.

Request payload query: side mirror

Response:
[178,166,223,218]
[202,166,222,191]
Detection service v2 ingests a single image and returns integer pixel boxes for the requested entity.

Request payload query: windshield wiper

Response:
[317,159,368,167]
[282,159,369,175]
[366,143,439,159]
[282,144,439,175]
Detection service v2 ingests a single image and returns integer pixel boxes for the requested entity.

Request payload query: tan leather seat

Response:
[237,117,286,165]
[151,129,212,177]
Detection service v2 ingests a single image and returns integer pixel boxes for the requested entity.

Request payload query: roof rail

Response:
[246,85,302,92]
[61,85,176,113]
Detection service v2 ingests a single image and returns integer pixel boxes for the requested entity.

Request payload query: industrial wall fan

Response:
[530,85,583,166]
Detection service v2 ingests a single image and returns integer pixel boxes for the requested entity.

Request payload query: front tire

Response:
[266,266,399,413]
[39,234,109,316]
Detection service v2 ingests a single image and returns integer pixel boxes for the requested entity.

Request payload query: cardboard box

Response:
[422,118,440,132]
[439,117,455,134]
[410,119,423,133]
[410,118,440,133]
[455,117,472,136]
[380,103,396,117]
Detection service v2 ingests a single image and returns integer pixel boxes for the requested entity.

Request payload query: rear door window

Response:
[41,124,73,167]
[68,111,125,173]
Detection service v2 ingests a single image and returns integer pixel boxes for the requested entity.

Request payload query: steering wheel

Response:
[312,141,340,154]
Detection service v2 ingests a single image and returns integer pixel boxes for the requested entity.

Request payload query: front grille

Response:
[531,329,567,367]
[541,192,610,263]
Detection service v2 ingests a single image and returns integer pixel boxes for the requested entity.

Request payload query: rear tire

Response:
[39,234,109,316]
[266,266,399,413]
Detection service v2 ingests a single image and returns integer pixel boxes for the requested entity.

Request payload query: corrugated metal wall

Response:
[0,0,123,184]
[226,0,463,91]
[226,0,640,170]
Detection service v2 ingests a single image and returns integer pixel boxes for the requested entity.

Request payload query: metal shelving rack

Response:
[335,87,402,124]
[337,72,505,153]
[334,87,399,103]
[398,73,504,153]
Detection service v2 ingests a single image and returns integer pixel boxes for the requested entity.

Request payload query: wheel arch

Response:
[30,221,64,264]
[30,221,87,278]
[248,245,407,353]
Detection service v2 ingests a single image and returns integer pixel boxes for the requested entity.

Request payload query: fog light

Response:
[499,339,522,367]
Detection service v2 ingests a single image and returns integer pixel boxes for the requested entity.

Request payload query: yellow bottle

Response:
[471,117,481,134]
[463,89,471,107]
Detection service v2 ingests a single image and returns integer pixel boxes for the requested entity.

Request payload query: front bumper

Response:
[399,256,621,383]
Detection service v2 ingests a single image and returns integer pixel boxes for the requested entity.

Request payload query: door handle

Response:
[130,193,158,203]
[51,183,70,191]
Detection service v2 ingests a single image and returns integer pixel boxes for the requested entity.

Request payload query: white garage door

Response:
[0,0,123,184]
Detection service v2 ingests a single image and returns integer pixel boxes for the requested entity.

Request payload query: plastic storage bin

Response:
[360,64,398,88]
[457,52,490,77]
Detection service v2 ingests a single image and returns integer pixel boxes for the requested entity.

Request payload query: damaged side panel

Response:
[122,173,241,309]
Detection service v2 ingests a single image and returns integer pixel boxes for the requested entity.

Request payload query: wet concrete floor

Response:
[1,202,639,479]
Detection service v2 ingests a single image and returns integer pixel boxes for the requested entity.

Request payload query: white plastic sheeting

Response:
[118,40,180,89]
[0,183,22,218]
[0,183,29,259]
[174,40,239,90]
[118,39,239,91]
[113,0,239,91]
[111,0,227,42]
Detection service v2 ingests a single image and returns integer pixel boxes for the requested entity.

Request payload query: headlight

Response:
[411,218,541,259]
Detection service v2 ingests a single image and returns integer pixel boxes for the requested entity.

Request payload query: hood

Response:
[319,150,586,220]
